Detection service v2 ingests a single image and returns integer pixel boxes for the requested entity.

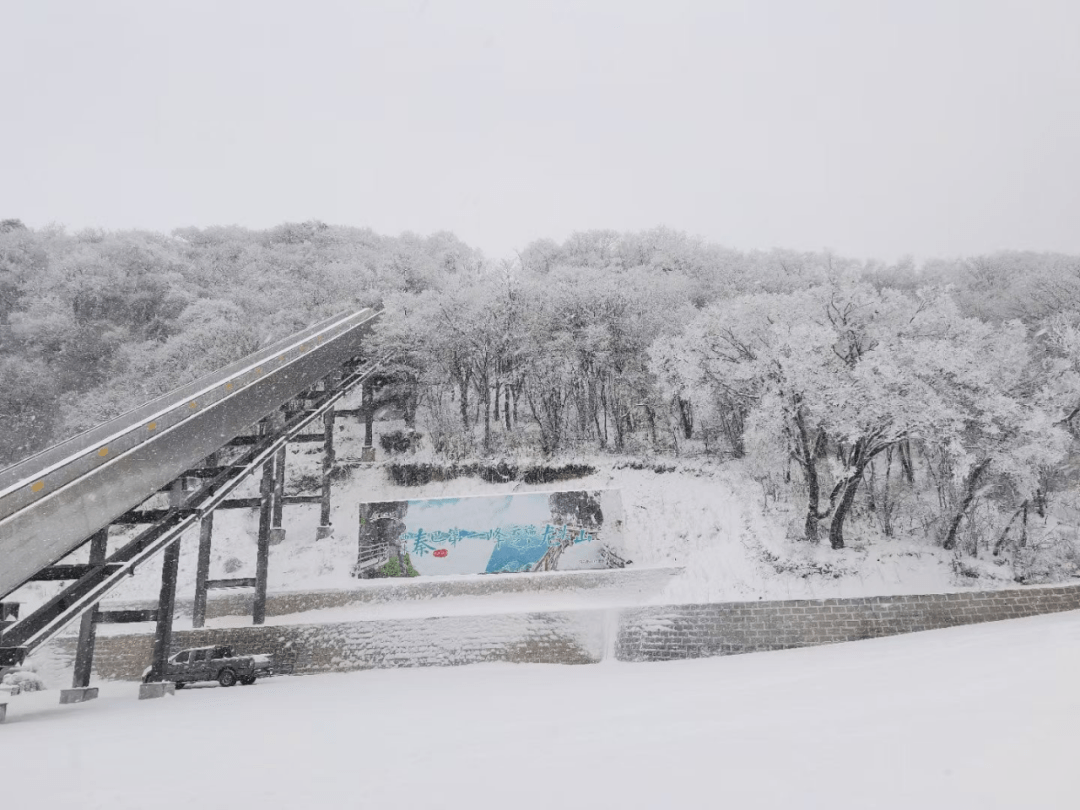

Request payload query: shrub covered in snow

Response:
[380,429,423,455]
[1012,535,1080,584]
[3,664,46,692]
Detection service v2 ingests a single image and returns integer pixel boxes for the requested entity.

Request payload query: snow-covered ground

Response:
[21,452,1028,616]
[6,610,1080,809]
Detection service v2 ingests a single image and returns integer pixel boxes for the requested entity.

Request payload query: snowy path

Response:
[6,610,1080,809]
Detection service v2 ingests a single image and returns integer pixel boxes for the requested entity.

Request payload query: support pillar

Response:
[147,538,181,682]
[192,452,218,629]
[270,445,287,546]
[272,446,286,528]
[70,528,109,689]
[253,446,275,626]
[191,513,214,629]
[317,409,335,539]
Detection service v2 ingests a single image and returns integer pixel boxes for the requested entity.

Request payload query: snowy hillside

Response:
[17,417,1062,626]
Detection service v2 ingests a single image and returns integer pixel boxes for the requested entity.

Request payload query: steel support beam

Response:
[30,563,122,581]
[94,610,159,624]
[227,432,326,446]
[191,452,217,630]
[253,429,275,626]
[191,513,214,629]
[272,446,286,529]
[318,408,335,538]
[146,538,181,682]
[206,578,257,590]
[71,528,109,688]
[118,495,325,524]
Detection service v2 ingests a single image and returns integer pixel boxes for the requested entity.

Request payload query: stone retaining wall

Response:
[51,610,608,681]
[616,585,1080,662]
[45,583,1080,681]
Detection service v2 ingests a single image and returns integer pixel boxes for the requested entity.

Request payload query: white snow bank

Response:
[5,610,1080,809]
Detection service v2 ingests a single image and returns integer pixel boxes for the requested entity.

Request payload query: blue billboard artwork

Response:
[356,490,626,577]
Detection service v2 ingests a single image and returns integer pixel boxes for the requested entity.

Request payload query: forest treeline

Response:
[4,217,1080,564]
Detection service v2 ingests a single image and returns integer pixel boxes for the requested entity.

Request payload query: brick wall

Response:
[616,585,1080,662]
[51,610,608,681]
[43,583,1080,682]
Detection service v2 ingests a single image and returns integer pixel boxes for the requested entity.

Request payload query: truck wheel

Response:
[240,676,256,686]
[218,668,237,687]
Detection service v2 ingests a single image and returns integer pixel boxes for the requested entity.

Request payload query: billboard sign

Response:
[356,489,626,577]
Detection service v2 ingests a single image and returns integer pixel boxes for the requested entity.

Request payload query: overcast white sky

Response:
[3,0,1079,262]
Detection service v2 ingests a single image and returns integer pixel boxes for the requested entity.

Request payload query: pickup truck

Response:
[142,645,273,688]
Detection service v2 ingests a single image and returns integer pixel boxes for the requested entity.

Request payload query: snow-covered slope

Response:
[14,418,1053,620]
[6,610,1080,809]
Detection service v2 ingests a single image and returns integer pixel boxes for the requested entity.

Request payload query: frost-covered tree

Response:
[653,282,1072,549]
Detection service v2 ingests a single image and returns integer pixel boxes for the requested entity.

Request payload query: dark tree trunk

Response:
[1020,500,1029,548]
[881,447,894,537]
[943,459,991,551]
[815,429,828,460]
[993,500,1029,556]
[611,379,625,450]
[866,460,877,513]
[600,381,609,446]
[481,372,491,455]
[826,436,894,550]
[899,439,915,484]
[592,379,606,448]
[646,404,658,448]
[828,472,863,550]
[794,408,822,543]
[458,381,470,431]
[677,397,694,439]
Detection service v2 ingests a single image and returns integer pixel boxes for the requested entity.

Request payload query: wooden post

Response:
[318,409,335,538]
[253,452,275,625]
[147,538,181,682]
[71,528,109,688]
